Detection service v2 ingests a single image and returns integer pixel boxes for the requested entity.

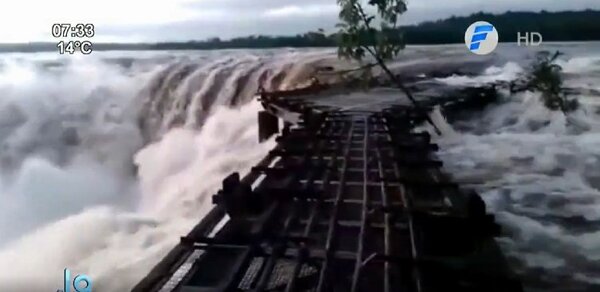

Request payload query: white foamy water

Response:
[0,49,339,291]
[435,61,524,86]
[432,50,600,291]
[0,44,598,292]
[0,100,276,292]
[0,56,147,244]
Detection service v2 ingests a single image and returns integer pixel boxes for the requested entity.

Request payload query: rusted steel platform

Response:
[133,88,522,292]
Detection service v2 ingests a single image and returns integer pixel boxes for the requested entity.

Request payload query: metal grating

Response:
[133,93,523,292]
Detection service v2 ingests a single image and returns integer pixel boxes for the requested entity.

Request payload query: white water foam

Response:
[558,56,600,74]
[0,50,324,291]
[0,56,148,245]
[434,62,524,86]
[430,58,600,289]
[1,46,598,292]
[0,100,274,292]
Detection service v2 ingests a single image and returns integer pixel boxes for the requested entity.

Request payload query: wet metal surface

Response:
[133,90,522,292]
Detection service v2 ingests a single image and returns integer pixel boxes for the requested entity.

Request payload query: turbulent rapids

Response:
[0,44,598,291]
[0,49,344,292]
[136,49,347,142]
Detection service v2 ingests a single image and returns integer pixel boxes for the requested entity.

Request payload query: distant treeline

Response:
[2,10,600,53]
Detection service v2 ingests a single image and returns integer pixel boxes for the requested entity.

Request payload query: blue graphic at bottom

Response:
[57,268,92,292]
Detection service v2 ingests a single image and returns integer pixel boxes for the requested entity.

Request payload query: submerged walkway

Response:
[133,87,522,292]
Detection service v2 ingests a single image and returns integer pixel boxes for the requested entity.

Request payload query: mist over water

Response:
[0,44,598,292]
[0,56,147,245]
[0,49,333,291]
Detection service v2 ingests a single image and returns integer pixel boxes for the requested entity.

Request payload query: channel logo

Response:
[465,21,499,55]
[57,268,92,292]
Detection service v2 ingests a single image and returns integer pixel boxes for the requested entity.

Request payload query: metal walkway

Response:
[133,88,522,292]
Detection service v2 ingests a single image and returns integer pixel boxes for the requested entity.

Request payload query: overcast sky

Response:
[2,0,600,42]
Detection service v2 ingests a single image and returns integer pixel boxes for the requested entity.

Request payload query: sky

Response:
[1,0,600,43]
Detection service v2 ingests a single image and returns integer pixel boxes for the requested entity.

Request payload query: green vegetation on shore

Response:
[1,10,600,53]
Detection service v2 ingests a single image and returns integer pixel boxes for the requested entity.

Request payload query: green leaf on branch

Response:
[527,50,579,114]
[336,0,443,135]
[336,0,406,63]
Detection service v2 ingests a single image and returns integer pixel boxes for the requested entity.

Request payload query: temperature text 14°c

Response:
[57,41,93,55]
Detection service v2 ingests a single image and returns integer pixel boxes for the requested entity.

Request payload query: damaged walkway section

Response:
[133,88,522,292]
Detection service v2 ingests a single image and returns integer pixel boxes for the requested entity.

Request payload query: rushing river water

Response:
[0,43,598,291]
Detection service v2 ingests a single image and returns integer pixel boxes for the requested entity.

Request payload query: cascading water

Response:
[136,49,342,142]
[0,44,598,292]
[0,49,343,292]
